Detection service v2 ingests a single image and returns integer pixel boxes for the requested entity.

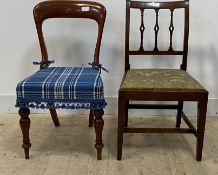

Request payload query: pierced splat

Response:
[168,9,175,51]
[153,9,159,51]
[127,1,187,58]
[139,8,145,51]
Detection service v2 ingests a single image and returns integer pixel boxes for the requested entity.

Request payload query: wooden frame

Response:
[117,0,208,161]
[19,1,106,160]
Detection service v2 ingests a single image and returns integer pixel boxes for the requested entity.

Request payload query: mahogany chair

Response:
[117,0,208,161]
[16,1,106,160]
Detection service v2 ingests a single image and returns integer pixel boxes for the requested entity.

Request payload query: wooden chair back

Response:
[34,1,106,65]
[125,0,189,72]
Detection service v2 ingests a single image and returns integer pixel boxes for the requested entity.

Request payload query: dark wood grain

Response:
[19,1,106,160]
[153,9,159,51]
[196,98,208,161]
[89,109,94,127]
[118,0,208,161]
[176,101,183,128]
[19,108,31,159]
[117,96,126,160]
[34,1,106,64]
[94,109,104,160]
[130,1,187,9]
[139,8,145,51]
[49,108,60,127]
[124,128,196,134]
[125,0,189,71]
[168,9,175,51]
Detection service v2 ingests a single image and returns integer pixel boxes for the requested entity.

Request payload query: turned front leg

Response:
[94,109,104,160]
[19,108,31,159]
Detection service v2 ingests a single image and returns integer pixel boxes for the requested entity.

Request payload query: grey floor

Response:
[0,113,218,175]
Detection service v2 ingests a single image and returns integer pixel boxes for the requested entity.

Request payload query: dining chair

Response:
[117,0,208,161]
[16,1,106,160]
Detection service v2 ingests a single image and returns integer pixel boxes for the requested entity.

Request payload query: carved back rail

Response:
[34,1,106,64]
[125,0,189,72]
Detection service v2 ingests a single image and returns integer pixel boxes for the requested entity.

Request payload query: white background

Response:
[0,0,218,115]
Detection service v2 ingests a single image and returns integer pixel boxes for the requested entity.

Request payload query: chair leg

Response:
[117,97,126,160]
[19,108,31,159]
[124,101,129,127]
[176,101,183,128]
[49,108,60,127]
[196,99,208,161]
[94,109,104,160]
[89,109,94,127]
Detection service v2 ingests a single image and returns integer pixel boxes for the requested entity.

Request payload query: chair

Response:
[117,0,208,161]
[16,1,106,160]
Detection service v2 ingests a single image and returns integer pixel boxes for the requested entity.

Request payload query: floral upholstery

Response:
[120,69,204,91]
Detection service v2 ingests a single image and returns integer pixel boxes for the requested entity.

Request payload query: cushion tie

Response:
[88,62,109,74]
[33,60,55,69]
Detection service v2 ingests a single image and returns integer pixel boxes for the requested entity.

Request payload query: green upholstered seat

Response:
[120,69,204,91]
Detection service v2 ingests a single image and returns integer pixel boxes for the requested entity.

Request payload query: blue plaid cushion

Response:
[16,67,106,109]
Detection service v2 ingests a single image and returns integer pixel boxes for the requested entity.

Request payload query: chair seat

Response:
[16,67,106,109]
[120,69,204,91]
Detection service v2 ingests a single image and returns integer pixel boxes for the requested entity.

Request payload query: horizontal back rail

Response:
[130,1,188,9]
[129,50,184,55]
[34,1,106,24]
[34,1,106,64]
[125,0,189,71]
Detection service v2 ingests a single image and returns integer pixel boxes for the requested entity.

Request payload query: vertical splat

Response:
[154,9,159,51]
[139,8,145,51]
[168,9,175,51]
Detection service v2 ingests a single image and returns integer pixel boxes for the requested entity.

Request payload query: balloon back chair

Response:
[117,0,208,161]
[16,1,106,160]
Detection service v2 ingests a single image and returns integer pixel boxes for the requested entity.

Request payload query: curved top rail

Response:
[130,0,189,9]
[33,1,106,63]
[34,1,106,24]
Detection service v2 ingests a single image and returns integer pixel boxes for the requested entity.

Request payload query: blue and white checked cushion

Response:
[16,67,106,109]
